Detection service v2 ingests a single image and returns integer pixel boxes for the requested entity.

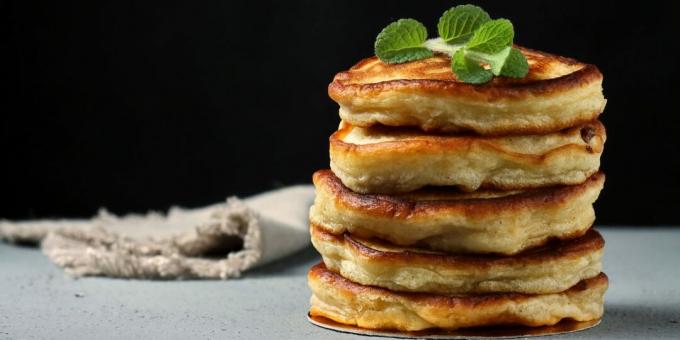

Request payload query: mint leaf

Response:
[374,19,433,64]
[500,48,529,78]
[437,5,490,45]
[452,49,493,84]
[466,19,514,54]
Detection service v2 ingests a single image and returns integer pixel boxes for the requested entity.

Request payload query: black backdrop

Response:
[4,1,678,225]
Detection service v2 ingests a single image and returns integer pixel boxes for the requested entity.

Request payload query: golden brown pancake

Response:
[329,120,605,194]
[310,170,604,255]
[311,226,604,294]
[308,263,607,332]
[329,47,606,135]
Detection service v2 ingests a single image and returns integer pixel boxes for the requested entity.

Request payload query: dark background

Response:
[3,1,678,225]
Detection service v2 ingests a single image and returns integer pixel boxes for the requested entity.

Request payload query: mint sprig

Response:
[373,5,529,84]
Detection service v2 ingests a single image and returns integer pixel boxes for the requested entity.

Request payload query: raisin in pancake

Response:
[311,226,603,295]
[329,47,606,135]
[310,170,604,255]
[329,120,605,194]
[309,263,607,332]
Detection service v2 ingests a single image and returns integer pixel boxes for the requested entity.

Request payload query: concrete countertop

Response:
[1,227,679,339]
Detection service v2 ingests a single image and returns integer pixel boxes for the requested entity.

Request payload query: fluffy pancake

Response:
[329,47,606,135]
[310,170,604,255]
[309,263,607,331]
[311,226,603,294]
[330,120,605,194]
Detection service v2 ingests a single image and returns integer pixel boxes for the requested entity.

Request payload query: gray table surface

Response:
[1,227,679,339]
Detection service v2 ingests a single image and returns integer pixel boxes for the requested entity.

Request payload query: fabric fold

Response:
[0,185,314,279]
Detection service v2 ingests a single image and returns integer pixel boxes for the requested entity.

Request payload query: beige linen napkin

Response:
[0,185,314,279]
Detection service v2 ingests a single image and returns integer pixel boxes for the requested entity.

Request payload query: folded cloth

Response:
[0,185,315,279]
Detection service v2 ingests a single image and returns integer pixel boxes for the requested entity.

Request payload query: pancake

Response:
[329,120,605,194]
[310,170,604,255]
[309,263,607,332]
[311,226,603,295]
[329,47,606,135]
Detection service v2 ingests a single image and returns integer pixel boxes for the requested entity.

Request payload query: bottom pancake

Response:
[308,314,602,338]
[308,263,607,332]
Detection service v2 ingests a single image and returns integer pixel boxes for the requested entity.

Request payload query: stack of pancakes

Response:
[308,47,608,332]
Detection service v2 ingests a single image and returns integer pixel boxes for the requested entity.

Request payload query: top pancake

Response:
[329,47,606,135]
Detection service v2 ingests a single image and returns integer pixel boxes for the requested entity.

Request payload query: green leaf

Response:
[466,19,514,54]
[451,49,493,84]
[437,5,490,45]
[374,19,433,64]
[500,48,529,78]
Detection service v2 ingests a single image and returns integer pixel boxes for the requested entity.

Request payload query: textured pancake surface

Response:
[308,263,607,332]
[311,226,603,294]
[329,47,606,135]
[330,120,605,193]
[310,170,604,254]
